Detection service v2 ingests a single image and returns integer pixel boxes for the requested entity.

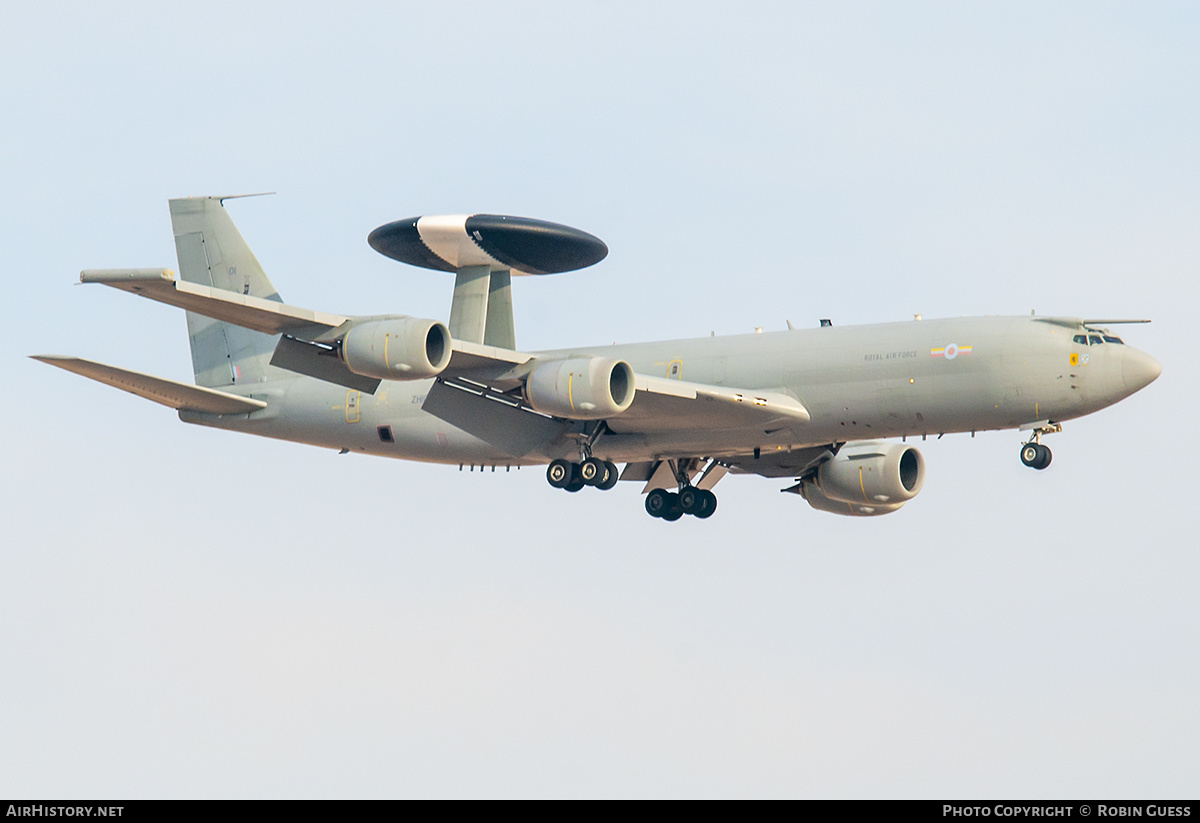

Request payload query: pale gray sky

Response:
[3,1,1197,798]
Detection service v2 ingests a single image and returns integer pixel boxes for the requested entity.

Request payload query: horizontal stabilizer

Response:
[80,269,347,337]
[32,355,267,414]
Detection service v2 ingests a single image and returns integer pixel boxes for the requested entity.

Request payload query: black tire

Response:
[1020,444,1041,467]
[547,459,573,488]
[580,457,605,486]
[661,493,684,522]
[597,461,619,491]
[1034,445,1052,470]
[694,489,717,519]
[645,488,671,518]
[679,487,700,514]
[563,463,586,492]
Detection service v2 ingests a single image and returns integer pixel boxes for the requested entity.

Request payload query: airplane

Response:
[34,195,1162,520]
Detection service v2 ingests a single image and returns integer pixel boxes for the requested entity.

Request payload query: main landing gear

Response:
[645,486,717,521]
[644,459,719,521]
[1019,422,1060,470]
[546,457,619,492]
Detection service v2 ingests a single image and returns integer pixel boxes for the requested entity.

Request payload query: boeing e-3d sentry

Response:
[35,196,1162,520]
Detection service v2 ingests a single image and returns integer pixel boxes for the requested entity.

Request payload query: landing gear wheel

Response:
[563,464,586,492]
[597,461,619,491]
[660,493,684,521]
[679,487,701,515]
[1020,443,1052,470]
[547,459,573,488]
[580,457,606,486]
[645,488,671,518]
[693,489,717,519]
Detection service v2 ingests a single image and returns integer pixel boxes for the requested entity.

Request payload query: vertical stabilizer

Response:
[169,197,282,388]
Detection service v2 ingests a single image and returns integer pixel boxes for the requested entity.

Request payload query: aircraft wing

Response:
[437,345,810,432]
[80,269,347,337]
[429,348,811,462]
[442,339,534,389]
[616,375,810,433]
[33,355,267,414]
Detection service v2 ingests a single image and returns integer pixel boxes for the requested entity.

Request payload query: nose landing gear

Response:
[1019,422,1060,470]
[1020,442,1052,470]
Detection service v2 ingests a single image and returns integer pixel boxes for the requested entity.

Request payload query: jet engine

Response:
[525,357,636,420]
[799,442,925,516]
[340,317,452,381]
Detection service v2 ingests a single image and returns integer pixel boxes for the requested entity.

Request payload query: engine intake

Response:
[525,357,635,420]
[341,317,452,381]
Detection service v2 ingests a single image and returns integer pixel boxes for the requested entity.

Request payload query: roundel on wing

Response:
[367,214,608,275]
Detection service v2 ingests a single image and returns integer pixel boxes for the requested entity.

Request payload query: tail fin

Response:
[169,196,282,388]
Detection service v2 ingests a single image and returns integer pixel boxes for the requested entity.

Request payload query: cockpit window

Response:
[1088,335,1104,345]
[1103,335,1124,344]
[1073,335,1088,345]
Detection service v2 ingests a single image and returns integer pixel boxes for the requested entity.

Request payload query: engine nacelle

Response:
[802,442,925,515]
[525,357,635,420]
[340,317,452,381]
[798,480,907,517]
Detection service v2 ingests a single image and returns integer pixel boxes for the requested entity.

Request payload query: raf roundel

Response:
[367,214,609,275]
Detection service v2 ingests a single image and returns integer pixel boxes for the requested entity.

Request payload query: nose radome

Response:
[1122,347,1162,394]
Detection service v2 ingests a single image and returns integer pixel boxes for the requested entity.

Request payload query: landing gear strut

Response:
[1019,423,1059,470]
[645,459,720,521]
[546,457,619,492]
[546,423,620,493]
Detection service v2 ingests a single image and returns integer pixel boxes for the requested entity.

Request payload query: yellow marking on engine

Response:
[1035,402,1039,418]
[568,372,575,412]
[859,466,867,501]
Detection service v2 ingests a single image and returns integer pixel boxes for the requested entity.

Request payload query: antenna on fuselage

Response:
[366,213,608,349]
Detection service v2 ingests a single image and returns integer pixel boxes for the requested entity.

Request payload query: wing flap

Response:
[441,338,534,389]
[80,269,347,336]
[33,355,267,414]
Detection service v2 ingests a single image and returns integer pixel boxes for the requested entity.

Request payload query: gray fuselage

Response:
[184,315,1159,470]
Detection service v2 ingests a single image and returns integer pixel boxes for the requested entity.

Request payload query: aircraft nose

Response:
[1122,347,1162,394]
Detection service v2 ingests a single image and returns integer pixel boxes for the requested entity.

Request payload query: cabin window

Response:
[1103,335,1124,344]
[1088,335,1104,345]
[377,425,394,443]
[1073,335,1087,345]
